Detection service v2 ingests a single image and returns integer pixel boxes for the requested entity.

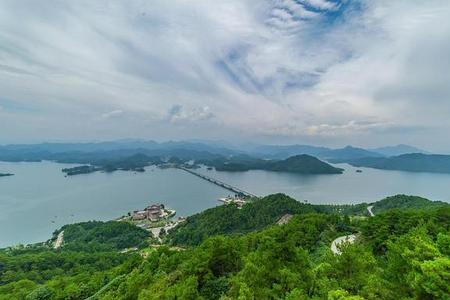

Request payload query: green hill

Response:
[371,194,448,214]
[209,154,343,174]
[168,194,448,246]
[1,194,449,299]
[168,194,319,246]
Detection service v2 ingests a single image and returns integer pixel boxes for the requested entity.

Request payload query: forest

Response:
[0,194,449,299]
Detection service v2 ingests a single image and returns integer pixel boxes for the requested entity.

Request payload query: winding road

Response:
[367,205,375,217]
[330,234,357,255]
[330,205,375,254]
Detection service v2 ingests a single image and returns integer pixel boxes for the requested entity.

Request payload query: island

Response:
[204,154,344,174]
[62,165,100,176]
[61,154,160,176]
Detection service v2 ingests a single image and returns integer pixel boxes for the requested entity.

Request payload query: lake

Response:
[1,161,450,247]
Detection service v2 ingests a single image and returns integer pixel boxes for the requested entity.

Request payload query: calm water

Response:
[1,161,450,247]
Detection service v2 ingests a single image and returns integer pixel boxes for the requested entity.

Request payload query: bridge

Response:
[177,167,258,198]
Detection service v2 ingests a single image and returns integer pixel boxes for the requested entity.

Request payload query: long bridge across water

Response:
[177,167,258,198]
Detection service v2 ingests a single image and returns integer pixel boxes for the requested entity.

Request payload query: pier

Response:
[177,167,258,198]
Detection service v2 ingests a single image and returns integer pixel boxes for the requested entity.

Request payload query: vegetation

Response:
[168,194,448,246]
[1,194,449,299]
[0,173,14,177]
[62,165,100,176]
[371,194,448,213]
[0,246,141,300]
[204,154,343,174]
[61,154,162,176]
[55,221,152,251]
[168,194,319,246]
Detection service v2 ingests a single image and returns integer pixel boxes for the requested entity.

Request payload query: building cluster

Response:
[132,203,167,222]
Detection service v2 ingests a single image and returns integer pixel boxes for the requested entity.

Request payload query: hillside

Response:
[370,194,448,213]
[167,194,318,246]
[346,153,450,173]
[167,194,448,246]
[1,195,448,299]
[54,221,152,251]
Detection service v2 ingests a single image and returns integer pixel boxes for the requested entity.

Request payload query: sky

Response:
[1,0,450,151]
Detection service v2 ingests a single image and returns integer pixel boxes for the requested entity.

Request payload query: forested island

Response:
[61,154,160,176]
[1,194,449,299]
[200,154,343,174]
[0,173,13,177]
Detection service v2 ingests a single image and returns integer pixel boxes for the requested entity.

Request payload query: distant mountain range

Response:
[2,139,444,174]
[318,146,383,161]
[369,144,428,156]
[0,140,428,159]
[241,143,427,160]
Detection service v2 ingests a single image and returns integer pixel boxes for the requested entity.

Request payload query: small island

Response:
[61,154,158,176]
[0,173,14,177]
[62,165,100,176]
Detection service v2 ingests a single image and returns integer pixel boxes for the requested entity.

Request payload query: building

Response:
[132,203,165,221]
[132,210,147,220]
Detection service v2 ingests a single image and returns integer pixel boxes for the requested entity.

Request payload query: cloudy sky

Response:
[1,0,449,150]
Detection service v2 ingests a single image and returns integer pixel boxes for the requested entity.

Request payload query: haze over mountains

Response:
[0,139,429,160]
[2,139,448,174]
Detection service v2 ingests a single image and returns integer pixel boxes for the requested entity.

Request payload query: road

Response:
[367,205,375,217]
[54,230,64,249]
[150,221,182,241]
[330,234,356,255]
[330,205,375,255]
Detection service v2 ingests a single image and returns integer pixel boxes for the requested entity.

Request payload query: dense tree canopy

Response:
[1,194,449,299]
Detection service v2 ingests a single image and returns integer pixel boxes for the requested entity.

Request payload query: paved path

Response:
[331,234,356,255]
[150,222,181,241]
[367,205,375,217]
[330,206,375,255]
[54,231,64,249]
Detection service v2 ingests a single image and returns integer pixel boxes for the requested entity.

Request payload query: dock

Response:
[177,167,257,198]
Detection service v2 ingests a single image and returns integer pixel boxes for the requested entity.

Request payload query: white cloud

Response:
[0,0,449,150]
[303,0,337,11]
[167,105,214,123]
[100,110,124,119]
